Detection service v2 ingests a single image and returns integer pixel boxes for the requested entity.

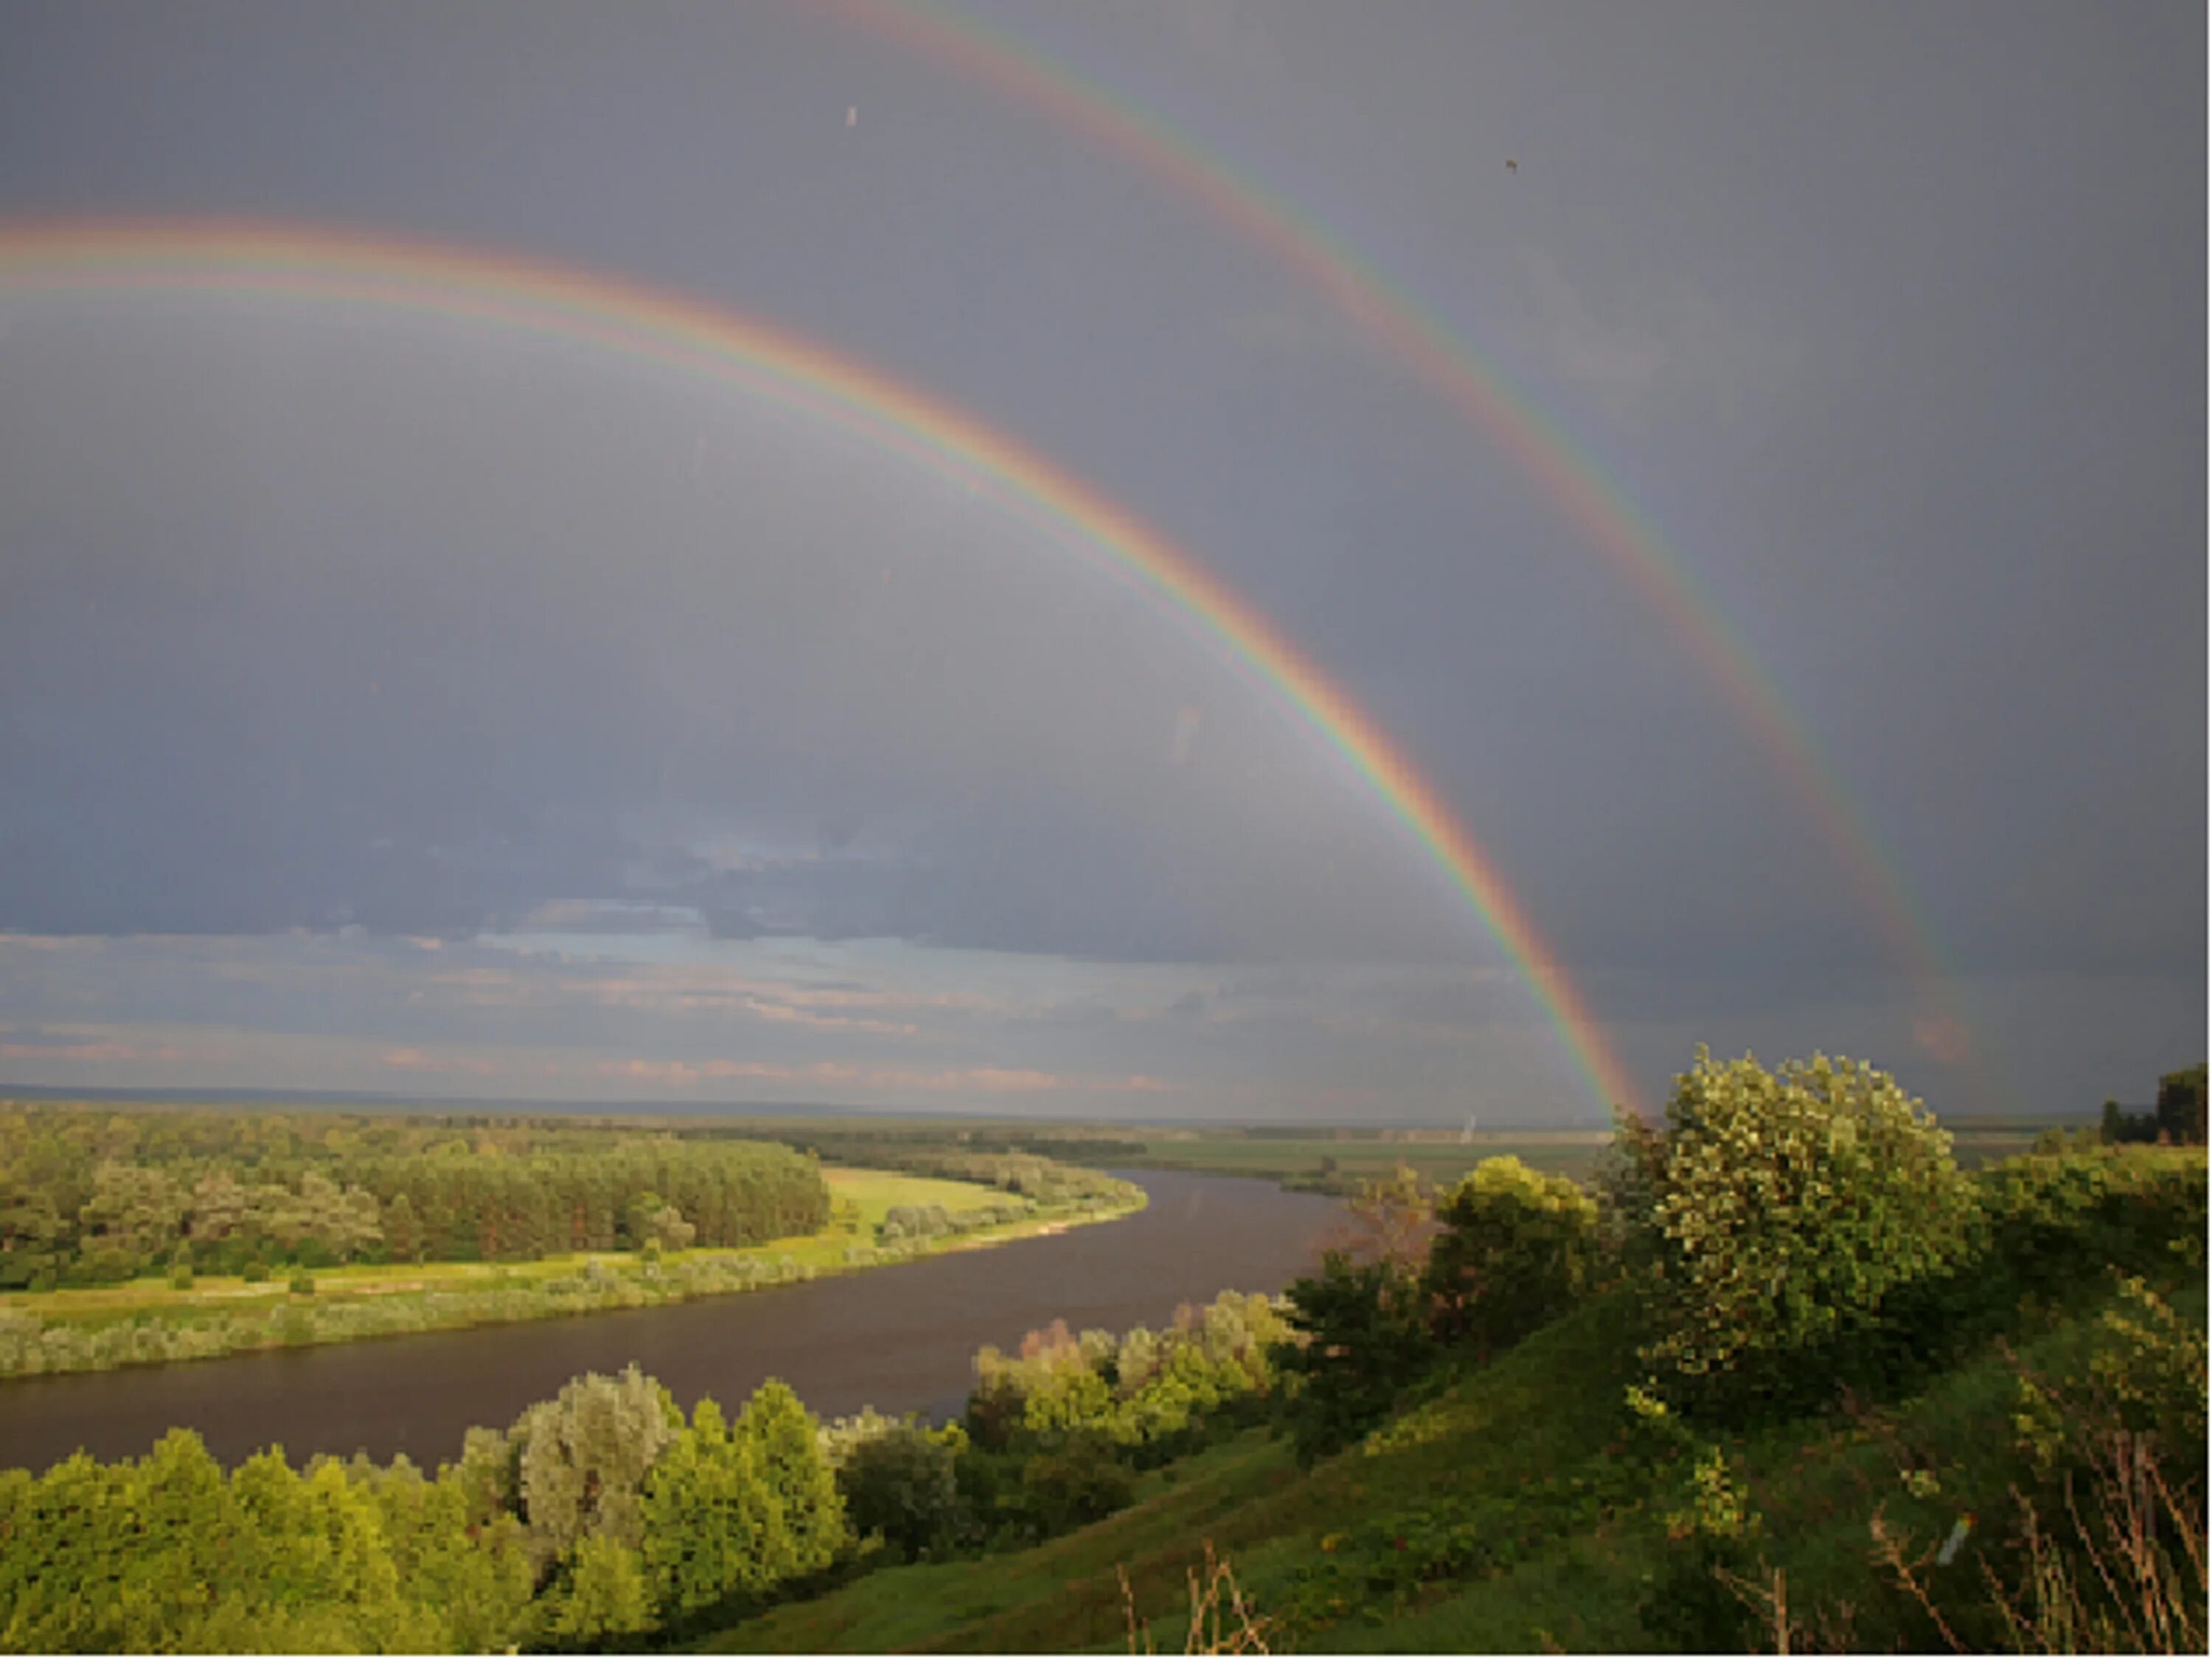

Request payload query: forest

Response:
[0,1106,833,1287]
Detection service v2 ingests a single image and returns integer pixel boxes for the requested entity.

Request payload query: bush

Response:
[1272,1253,1436,1465]
[833,1421,966,1559]
[1017,1429,1133,1534]
[1424,1156,1600,1355]
[242,1257,271,1284]
[288,1268,316,1297]
[1979,1146,2207,1295]
[1639,1048,1974,1415]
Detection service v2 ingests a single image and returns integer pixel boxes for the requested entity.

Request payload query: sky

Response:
[0,0,2201,1123]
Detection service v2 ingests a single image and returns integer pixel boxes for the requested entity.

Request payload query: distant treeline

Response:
[2097,1063,2208,1146]
[699,1126,1143,1208]
[0,1105,829,1289]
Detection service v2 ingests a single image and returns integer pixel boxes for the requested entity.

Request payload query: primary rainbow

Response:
[0,215,1643,1116]
[831,0,1992,1102]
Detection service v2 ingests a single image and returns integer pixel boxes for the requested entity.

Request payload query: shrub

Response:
[1979,1146,2207,1295]
[832,1420,966,1559]
[1272,1252,1436,1465]
[288,1268,316,1296]
[1424,1156,1600,1355]
[242,1256,270,1284]
[1017,1429,1133,1534]
[1640,1048,1973,1413]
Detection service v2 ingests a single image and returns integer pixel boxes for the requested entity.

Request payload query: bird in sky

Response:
[1506,157,1517,173]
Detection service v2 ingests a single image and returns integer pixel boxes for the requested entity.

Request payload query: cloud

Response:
[591,1057,1174,1096]
[379,1046,502,1077]
[1510,247,1667,422]
[1911,1015,1975,1068]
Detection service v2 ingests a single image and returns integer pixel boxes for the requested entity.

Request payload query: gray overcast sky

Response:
[0,0,2200,1121]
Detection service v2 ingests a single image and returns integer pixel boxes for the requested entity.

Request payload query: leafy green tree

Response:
[1639,1048,1973,1411]
[1016,1429,1133,1533]
[0,1185,66,1290]
[831,1419,966,1559]
[1424,1155,1600,1355]
[737,1379,849,1585]
[511,1365,681,1568]
[543,1534,654,1645]
[639,1397,774,1618]
[187,1171,251,1250]
[625,1191,696,1253]
[1271,1251,1436,1465]
[382,1191,423,1264]
[77,1161,183,1270]
[352,1454,535,1653]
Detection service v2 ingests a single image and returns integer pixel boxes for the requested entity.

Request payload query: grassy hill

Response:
[702,1134,2206,1655]
[706,1269,2202,1653]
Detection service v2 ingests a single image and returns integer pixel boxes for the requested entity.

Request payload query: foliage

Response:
[0,1360,863,1652]
[510,1363,681,1566]
[1638,1048,1974,1413]
[969,1293,1290,1463]
[2156,1063,2208,1143]
[542,1533,653,1645]
[0,1102,830,1285]
[1018,1430,1136,1534]
[1423,1155,1600,1355]
[823,1413,968,1559]
[1271,1252,1436,1466]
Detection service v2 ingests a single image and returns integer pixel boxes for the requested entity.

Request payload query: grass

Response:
[700,1239,2203,1652]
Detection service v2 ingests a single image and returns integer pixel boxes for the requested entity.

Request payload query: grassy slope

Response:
[708,1262,2201,1653]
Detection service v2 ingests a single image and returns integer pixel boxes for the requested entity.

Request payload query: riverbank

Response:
[0,1165,1146,1382]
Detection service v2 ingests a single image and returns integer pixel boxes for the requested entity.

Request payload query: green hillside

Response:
[703,1061,2206,1655]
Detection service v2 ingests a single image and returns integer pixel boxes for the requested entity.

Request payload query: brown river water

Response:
[0,1169,1342,1472]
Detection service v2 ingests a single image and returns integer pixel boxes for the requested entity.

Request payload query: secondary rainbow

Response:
[0,216,1643,1115]
[830,0,1992,1101]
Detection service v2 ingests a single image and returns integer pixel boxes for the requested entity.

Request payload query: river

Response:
[0,1169,1343,1472]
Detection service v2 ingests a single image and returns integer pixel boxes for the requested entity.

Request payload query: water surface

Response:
[0,1169,1340,1471]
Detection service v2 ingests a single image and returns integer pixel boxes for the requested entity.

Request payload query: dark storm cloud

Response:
[0,0,2198,1113]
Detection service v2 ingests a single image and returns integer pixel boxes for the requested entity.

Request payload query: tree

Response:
[1424,1155,1600,1355]
[186,1172,251,1248]
[2155,1064,2207,1144]
[639,1397,775,1619]
[1638,1048,1973,1411]
[1324,1164,1439,1275]
[383,1192,423,1265]
[510,1365,681,1568]
[77,1162,183,1270]
[0,1185,66,1290]
[625,1192,695,1254]
[831,1420,964,1559]
[735,1379,848,1585]
[543,1534,653,1645]
[1271,1251,1436,1465]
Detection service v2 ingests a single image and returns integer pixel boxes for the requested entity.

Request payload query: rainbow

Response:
[0,216,1643,1115]
[829,0,1992,1102]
